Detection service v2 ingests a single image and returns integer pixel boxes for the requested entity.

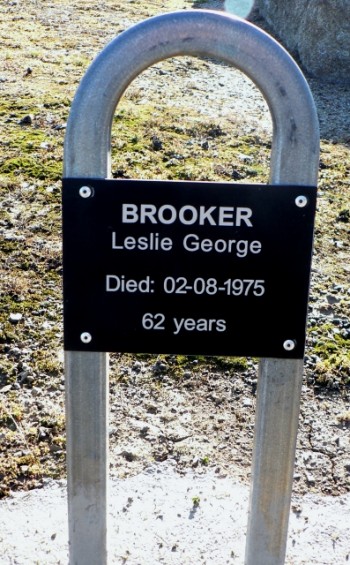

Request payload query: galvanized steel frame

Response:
[63,10,319,565]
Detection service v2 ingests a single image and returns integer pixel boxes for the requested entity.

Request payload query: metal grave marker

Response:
[63,179,316,358]
[63,9,319,565]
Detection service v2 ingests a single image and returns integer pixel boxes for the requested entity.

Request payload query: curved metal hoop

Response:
[64,9,319,184]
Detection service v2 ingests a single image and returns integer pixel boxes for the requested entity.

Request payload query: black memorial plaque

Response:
[62,178,317,358]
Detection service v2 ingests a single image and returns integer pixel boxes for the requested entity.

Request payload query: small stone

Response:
[232,170,242,180]
[131,420,149,433]
[327,294,340,305]
[306,472,315,484]
[152,361,167,374]
[238,153,253,162]
[192,456,199,467]
[19,114,33,125]
[344,460,350,472]
[242,398,253,407]
[151,135,163,151]
[19,371,29,382]
[292,502,302,514]
[38,427,47,439]
[337,209,350,223]
[9,313,23,323]
[121,450,137,462]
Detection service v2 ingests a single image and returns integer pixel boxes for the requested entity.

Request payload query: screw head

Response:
[283,339,296,351]
[80,332,92,344]
[295,195,308,208]
[79,185,93,198]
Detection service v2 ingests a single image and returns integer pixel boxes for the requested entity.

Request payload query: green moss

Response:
[111,100,270,183]
[1,239,18,253]
[0,398,23,428]
[312,322,350,385]
[34,354,62,377]
[0,156,61,180]
[214,357,249,371]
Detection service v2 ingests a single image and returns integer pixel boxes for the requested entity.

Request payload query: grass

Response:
[111,100,270,182]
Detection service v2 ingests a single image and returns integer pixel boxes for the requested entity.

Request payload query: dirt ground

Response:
[1,468,349,564]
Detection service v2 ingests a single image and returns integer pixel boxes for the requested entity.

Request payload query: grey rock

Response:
[254,0,350,83]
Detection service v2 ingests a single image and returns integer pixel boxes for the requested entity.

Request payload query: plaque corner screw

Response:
[80,332,92,344]
[295,195,308,208]
[283,339,296,351]
[79,185,93,198]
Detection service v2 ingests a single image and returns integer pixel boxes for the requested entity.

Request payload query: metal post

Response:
[65,352,108,565]
[63,10,319,564]
[245,359,304,564]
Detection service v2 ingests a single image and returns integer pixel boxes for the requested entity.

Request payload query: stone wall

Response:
[253,0,350,83]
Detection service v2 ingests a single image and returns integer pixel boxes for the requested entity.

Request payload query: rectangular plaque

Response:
[62,178,316,358]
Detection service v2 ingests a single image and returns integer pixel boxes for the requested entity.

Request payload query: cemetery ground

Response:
[0,1,349,562]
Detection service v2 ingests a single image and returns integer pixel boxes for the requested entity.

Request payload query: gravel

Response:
[0,463,349,564]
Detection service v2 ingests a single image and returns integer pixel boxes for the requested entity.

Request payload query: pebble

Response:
[306,472,316,484]
[150,135,163,150]
[327,294,341,305]
[19,371,29,382]
[9,313,23,323]
[242,398,253,407]
[18,114,33,125]
[132,361,142,372]
[152,362,167,374]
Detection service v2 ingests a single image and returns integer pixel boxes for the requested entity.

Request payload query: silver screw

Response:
[79,185,93,198]
[283,339,296,351]
[80,332,92,344]
[295,195,308,208]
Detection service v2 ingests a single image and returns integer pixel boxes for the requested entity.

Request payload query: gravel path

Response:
[1,463,349,564]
